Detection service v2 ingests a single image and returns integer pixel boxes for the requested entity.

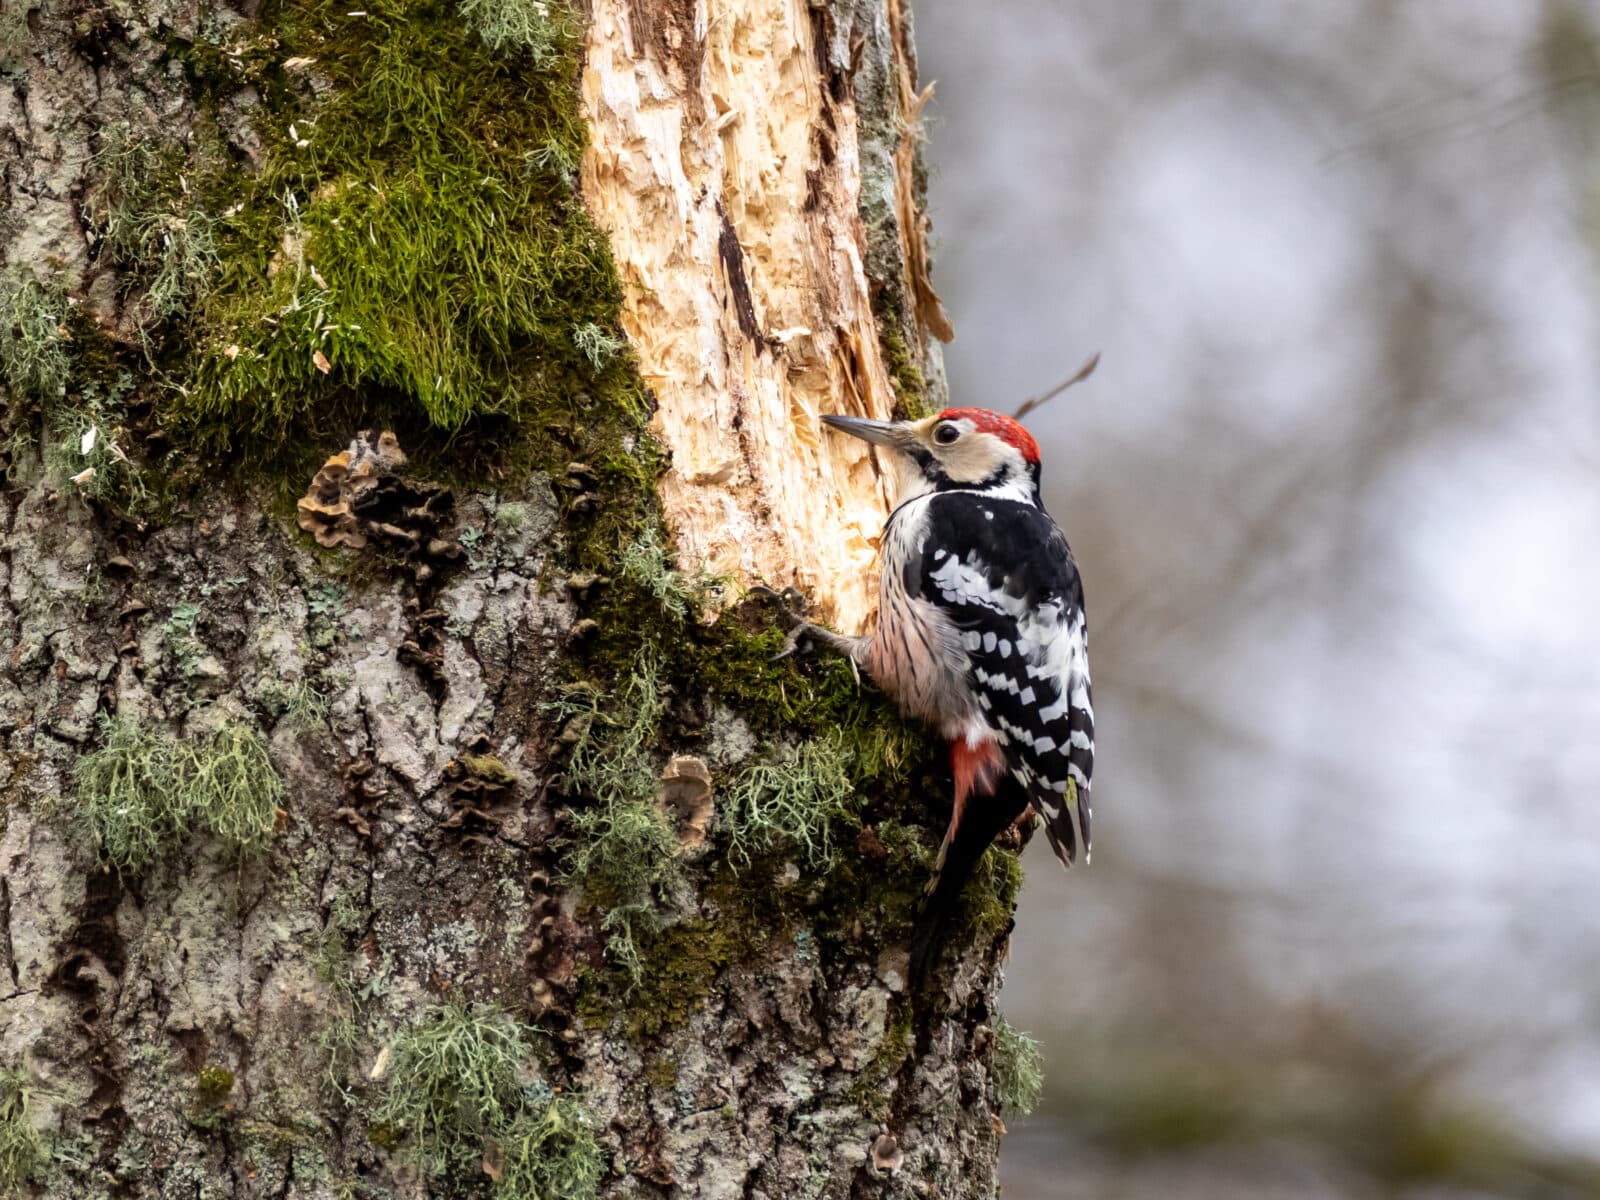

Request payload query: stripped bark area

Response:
[582,0,948,631]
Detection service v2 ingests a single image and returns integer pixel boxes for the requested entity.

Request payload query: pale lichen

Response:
[724,732,857,869]
[0,272,70,400]
[372,1003,605,1197]
[992,1015,1044,1115]
[550,652,684,982]
[0,1067,47,1193]
[74,714,284,871]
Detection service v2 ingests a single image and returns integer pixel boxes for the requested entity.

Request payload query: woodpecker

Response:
[772,407,1094,980]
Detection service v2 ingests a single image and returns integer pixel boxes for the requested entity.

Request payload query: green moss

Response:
[373,1003,605,1197]
[724,732,857,870]
[74,714,284,872]
[0,5,29,80]
[197,1064,236,1101]
[160,0,645,495]
[813,817,930,944]
[0,1067,48,1193]
[955,842,1024,945]
[687,608,930,784]
[991,1016,1043,1115]
[869,286,939,421]
[618,920,735,1039]
[565,555,1015,1023]
[461,754,518,787]
[643,1055,678,1092]
[878,316,932,420]
[551,588,919,1003]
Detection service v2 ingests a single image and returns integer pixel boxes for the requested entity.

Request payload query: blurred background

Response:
[915,2,1600,1196]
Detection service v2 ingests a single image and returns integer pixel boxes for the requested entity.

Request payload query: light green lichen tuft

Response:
[88,121,221,335]
[186,721,285,855]
[724,732,858,870]
[313,890,370,1103]
[0,1067,47,1192]
[458,0,570,59]
[75,714,284,871]
[38,369,146,504]
[373,1003,604,1198]
[992,1015,1044,1115]
[373,1003,529,1160]
[0,272,71,401]
[494,1091,606,1200]
[552,652,683,982]
[618,527,723,622]
[256,676,328,730]
[73,716,180,872]
[570,321,627,371]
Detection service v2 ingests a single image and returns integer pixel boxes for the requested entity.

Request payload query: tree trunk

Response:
[0,0,1023,1196]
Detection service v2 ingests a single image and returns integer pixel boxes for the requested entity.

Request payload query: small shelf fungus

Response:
[295,429,464,581]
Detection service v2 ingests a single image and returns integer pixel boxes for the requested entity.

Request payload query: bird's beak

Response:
[820,414,912,450]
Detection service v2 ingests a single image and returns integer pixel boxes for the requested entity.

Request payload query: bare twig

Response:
[1013,351,1101,420]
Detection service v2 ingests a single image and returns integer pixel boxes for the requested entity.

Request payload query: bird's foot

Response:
[747,585,814,661]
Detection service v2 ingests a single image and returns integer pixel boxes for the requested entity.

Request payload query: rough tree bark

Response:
[0,0,1027,1197]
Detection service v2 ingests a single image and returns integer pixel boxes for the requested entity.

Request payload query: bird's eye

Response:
[933,423,961,446]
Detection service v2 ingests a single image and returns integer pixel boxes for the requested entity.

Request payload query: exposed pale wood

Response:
[887,0,954,345]
[580,0,907,631]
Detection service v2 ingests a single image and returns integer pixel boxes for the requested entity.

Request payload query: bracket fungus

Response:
[659,755,713,848]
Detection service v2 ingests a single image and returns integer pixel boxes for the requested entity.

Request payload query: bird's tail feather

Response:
[1037,777,1089,868]
[909,775,1031,988]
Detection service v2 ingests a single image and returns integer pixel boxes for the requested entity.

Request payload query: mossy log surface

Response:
[0,0,1028,1196]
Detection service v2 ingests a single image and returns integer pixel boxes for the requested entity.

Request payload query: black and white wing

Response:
[915,494,1095,865]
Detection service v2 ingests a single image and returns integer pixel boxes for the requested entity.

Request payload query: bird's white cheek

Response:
[890,454,933,502]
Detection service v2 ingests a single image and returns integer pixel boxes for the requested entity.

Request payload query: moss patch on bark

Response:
[15,0,645,531]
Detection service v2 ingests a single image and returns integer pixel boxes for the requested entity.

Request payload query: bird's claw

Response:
[748,585,813,661]
[769,623,811,662]
[747,584,806,618]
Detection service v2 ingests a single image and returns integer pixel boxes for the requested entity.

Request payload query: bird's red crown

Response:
[936,408,1040,464]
